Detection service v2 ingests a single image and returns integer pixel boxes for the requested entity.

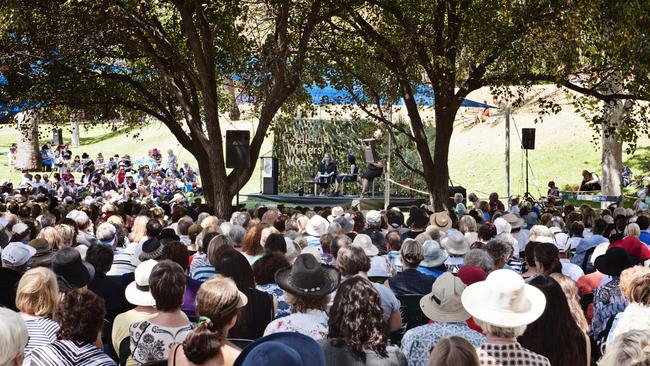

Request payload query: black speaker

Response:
[53,128,63,145]
[261,157,279,195]
[226,130,250,169]
[522,128,535,150]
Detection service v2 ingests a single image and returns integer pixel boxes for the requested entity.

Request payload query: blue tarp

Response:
[306,83,496,108]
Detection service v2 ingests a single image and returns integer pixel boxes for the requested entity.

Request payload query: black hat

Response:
[52,248,95,291]
[594,247,637,276]
[158,228,180,242]
[275,254,340,299]
[139,238,163,261]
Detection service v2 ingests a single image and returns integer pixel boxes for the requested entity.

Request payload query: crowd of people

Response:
[8,144,201,205]
[1,173,650,365]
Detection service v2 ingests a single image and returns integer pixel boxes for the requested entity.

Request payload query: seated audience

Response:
[319,276,407,365]
[597,330,650,366]
[169,276,248,366]
[400,273,485,366]
[264,253,340,340]
[462,269,550,366]
[26,288,116,365]
[417,240,448,279]
[388,239,435,296]
[130,260,194,365]
[16,267,60,355]
[253,252,291,318]
[86,244,129,322]
[0,307,29,366]
[0,241,36,310]
[427,336,480,366]
[236,332,327,366]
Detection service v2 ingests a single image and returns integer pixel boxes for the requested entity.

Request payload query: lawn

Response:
[1,86,648,209]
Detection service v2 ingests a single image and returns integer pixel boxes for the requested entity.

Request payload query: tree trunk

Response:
[430,98,457,212]
[196,151,233,219]
[14,110,41,171]
[71,113,81,147]
[599,64,628,207]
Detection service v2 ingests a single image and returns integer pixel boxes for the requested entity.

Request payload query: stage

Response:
[242,193,427,210]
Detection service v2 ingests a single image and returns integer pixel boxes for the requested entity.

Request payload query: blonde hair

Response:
[260,226,280,247]
[15,267,59,317]
[428,336,479,366]
[55,224,75,248]
[624,223,641,238]
[107,215,124,228]
[598,330,650,366]
[550,273,590,333]
[296,216,309,234]
[200,216,221,232]
[0,308,28,366]
[620,266,650,301]
[130,215,150,243]
[458,215,478,234]
[37,226,63,250]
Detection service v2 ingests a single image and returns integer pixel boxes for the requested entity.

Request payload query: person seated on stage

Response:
[579,170,601,192]
[474,100,491,124]
[333,154,359,195]
[361,160,383,197]
[547,181,560,198]
[316,153,337,194]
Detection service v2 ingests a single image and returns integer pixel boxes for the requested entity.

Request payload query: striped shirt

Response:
[26,339,116,366]
[107,253,136,276]
[23,316,59,355]
[191,265,215,282]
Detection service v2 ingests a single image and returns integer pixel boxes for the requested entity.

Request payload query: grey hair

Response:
[474,318,527,338]
[230,211,251,228]
[327,222,343,236]
[227,225,246,248]
[598,330,650,366]
[458,215,478,234]
[485,239,513,267]
[0,307,28,366]
[548,216,565,230]
[463,249,495,273]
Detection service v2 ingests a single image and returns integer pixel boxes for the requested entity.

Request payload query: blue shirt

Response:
[572,235,609,268]
[639,231,650,245]
[416,266,444,279]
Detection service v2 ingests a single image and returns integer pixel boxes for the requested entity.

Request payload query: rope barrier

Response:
[387,178,430,195]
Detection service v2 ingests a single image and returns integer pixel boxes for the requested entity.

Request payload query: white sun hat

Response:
[461,269,546,328]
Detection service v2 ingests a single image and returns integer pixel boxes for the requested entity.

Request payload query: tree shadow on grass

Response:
[625,145,650,175]
[78,124,140,146]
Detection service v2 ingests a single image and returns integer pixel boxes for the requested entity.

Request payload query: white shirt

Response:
[560,258,584,282]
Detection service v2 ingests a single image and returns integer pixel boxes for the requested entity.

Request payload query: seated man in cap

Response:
[0,242,37,310]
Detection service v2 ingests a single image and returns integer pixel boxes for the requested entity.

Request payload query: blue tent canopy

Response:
[306,83,496,108]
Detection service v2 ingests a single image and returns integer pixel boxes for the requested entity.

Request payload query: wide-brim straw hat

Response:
[420,272,470,323]
[429,211,452,231]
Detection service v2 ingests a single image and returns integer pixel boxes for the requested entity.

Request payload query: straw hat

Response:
[420,272,470,323]
[429,211,452,231]
[461,269,546,328]
[327,207,345,223]
[502,213,524,230]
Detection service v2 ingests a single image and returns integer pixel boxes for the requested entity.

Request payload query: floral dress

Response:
[263,309,329,340]
[256,283,291,318]
[129,320,194,365]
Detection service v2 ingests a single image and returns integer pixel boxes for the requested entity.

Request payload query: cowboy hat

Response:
[429,211,452,231]
[352,233,379,257]
[461,269,546,328]
[441,229,469,255]
[275,254,340,299]
[594,247,637,276]
[125,259,158,306]
[420,272,471,323]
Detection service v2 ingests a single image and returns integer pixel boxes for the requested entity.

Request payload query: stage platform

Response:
[242,193,427,210]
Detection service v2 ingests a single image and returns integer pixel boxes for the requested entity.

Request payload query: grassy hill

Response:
[0,86,647,206]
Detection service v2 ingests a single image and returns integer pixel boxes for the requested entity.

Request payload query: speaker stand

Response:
[523,149,535,201]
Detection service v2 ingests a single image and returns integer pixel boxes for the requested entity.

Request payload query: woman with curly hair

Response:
[25,288,116,365]
[169,276,248,366]
[320,276,406,365]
